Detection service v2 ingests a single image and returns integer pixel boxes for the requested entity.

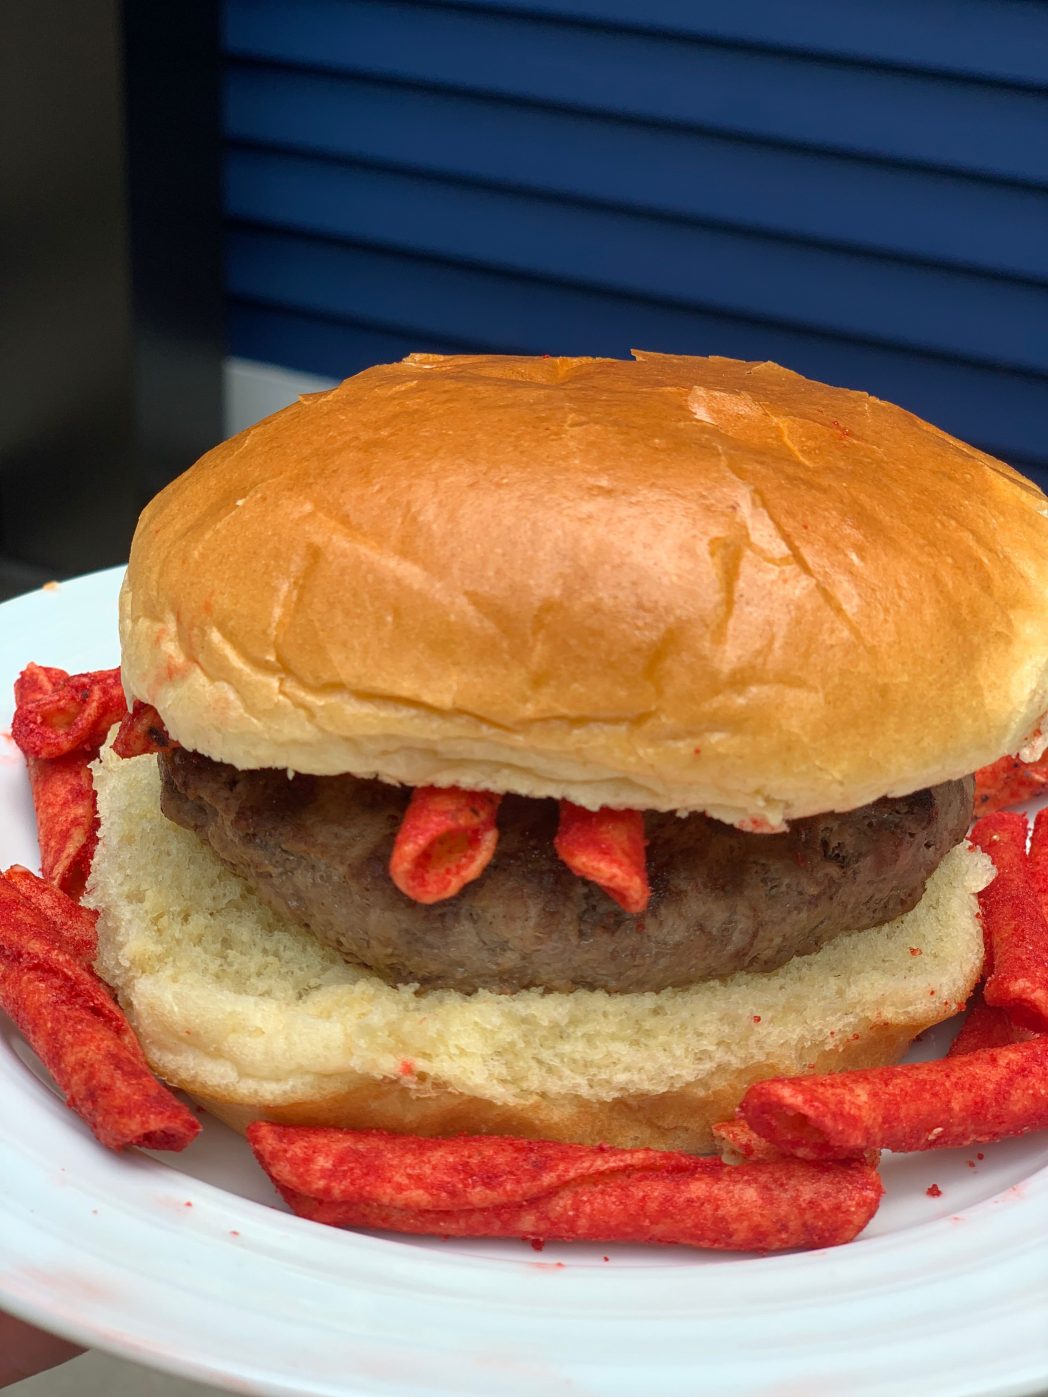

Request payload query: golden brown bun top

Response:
[121,352,1048,824]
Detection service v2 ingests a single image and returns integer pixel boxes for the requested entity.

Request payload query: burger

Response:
[85,352,1048,1153]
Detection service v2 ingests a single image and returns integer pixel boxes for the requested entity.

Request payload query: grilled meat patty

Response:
[159,749,973,994]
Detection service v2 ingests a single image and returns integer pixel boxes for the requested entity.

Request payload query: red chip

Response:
[389,787,501,904]
[0,879,198,1152]
[554,803,650,913]
[13,663,68,708]
[11,667,125,760]
[3,866,98,964]
[969,813,1048,1033]
[112,701,179,758]
[1027,806,1048,927]
[712,1117,786,1163]
[247,1124,882,1253]
[947,990,1033,1057]
[973,754,1048,816]
[740,1038,1048,1160]
[23,751,98,900]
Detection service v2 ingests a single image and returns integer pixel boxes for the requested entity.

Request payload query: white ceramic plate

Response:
[1,568,1047,1397]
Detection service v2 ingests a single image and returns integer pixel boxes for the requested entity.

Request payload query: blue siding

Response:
[224,2,1048,182]
[221,0,1048,476]
[432,0,1048,87]
[226,150,1048,374]
[225,70,1048,281]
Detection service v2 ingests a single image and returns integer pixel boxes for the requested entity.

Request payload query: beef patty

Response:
[158,750,974,994]
[157,754,978,994]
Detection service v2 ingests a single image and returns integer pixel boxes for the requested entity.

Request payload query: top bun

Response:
[120,352,1048,826]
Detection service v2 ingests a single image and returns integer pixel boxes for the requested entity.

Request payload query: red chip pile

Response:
[12,664,126,762]
[5,666,198,1152]
[0,872,199,1152]
[11,664,127,898]
[730,808,1048,1163]
[387,789,653,912]
[7,659,1048,1253]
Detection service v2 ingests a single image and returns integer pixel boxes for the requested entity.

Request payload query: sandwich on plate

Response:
[88,352,1048,1152]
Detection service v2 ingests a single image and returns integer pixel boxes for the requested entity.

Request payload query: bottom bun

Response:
[189,1020,917,1152]
[87,746,990,1153]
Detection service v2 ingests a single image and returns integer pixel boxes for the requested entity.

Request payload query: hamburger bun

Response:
[119,352,1048,829]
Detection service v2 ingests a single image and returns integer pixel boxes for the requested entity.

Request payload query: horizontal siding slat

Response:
[224,69,1048,283]
[436,0,1048,88]
[222,0,1048,185]
[226,150,1048,374]
[227,228,1048,466]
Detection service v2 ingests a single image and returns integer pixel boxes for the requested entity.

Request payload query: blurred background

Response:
[3,0,1047,609]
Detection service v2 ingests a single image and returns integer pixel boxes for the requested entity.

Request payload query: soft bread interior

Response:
[87,746,989,1151]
